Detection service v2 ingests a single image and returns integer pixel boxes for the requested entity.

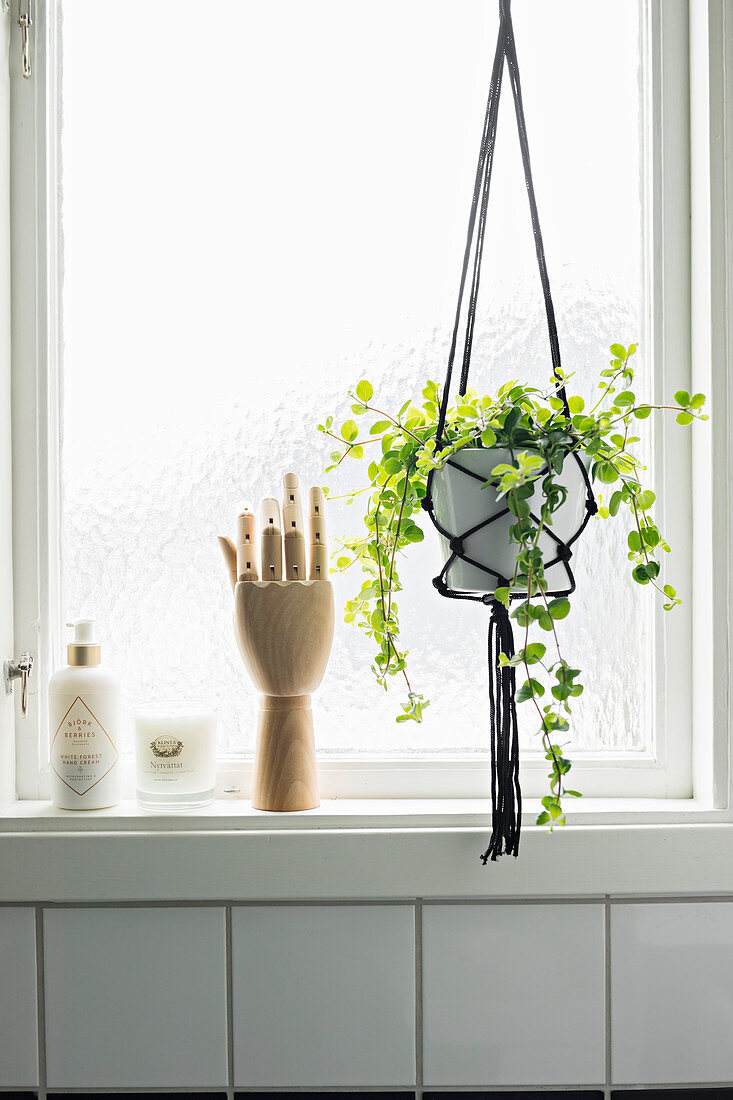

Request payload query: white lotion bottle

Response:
[49,619,121,809]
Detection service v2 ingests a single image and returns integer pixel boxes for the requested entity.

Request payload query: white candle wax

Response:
[135,701,216,810]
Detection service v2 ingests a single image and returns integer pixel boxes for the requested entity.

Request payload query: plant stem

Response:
[387,469,412,620]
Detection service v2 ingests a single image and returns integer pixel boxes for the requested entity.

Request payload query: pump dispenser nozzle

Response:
[66,618,101,666]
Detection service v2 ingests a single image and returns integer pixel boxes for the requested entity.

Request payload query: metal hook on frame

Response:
[18,0,32,79]
[4,652,34,718]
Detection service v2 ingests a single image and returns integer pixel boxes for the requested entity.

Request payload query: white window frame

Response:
[7,0,731,818]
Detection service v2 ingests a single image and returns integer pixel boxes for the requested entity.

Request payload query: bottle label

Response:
[50,696,119,797]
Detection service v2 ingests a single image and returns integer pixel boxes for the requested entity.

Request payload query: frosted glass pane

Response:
[59,0,649,757]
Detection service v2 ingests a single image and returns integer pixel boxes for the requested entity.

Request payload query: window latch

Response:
[18,0,32,79]
[4,652,33,718]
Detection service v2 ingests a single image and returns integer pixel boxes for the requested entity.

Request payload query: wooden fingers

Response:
[260,498,283,580]
[217,536,237,591]
[308,486,328,580]
[236,508,259,581]
[283,473,306,580]
[220,475,329,590]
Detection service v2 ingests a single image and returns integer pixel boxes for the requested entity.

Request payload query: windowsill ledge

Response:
[0,795,727,832]
[1,798,733,903]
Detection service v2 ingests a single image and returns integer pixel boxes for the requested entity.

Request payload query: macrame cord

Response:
[421,0,597,862]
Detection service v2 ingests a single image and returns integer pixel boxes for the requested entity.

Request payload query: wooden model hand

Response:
[218,473,334,811]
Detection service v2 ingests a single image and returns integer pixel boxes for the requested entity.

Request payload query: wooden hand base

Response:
[252,695,319,811]
[233,580,335,812]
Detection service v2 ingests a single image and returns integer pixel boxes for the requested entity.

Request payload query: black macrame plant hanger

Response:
[421,0,597,862]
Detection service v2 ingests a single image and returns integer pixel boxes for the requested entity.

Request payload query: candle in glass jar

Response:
[135,701,216,811]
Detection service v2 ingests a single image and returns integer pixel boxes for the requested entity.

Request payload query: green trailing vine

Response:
[319,344,706,826]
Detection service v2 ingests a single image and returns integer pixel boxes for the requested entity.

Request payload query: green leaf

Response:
[615,390,635,406]
[676,411,694,425]
[610,343,627,360]
[609,490,623,517]
[341,419,359,443]
[516,678,544,703]
[627,530,642,552]
[349,445,364,460]
[548,598,570,620]
[538,610,554,631]
[674,389,691,407]
[336,556,351,569]
[636,490,656,510]
[382,457,403,475]
[568,395,585,414]
[596,462,619,484]
[633,404,652,419]
[355,380,374,402]
[512,602,531,627]
[536,811,551,826]
[480,426,497,447]
[690,392,706,409]
[524,642,547,664]
[494,586,510,609]
[369,419,392,435]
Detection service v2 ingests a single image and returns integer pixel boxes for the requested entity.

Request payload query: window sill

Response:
[0,797,732,903]
[0,794,727,832]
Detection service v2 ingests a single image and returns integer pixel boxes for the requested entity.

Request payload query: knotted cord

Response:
[422,0,597,861]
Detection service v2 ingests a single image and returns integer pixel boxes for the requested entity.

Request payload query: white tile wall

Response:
[0,907,37,1087]
[43,907,228,1089]
[612,902,733,1084]
[231,904,416,1087]
[422,903,606,1087]
[2,898,733,1091]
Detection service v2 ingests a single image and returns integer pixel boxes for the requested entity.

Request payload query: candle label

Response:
[150,736,184,759]
[50,695,119,797]
[135,708,216,803]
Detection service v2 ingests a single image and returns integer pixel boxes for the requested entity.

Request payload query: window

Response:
[10,1,714,803]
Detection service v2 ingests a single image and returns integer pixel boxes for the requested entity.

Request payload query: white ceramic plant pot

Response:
[430,446,591,595]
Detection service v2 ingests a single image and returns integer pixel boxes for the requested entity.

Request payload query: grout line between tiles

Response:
[606,1085,733,1091]
[42,1089,231,1094]
[5,893,733,909]
[414,900,423,1096]
[226,905,235,1100]
[228,1088,418,1094]
[35,906,47,1100]
[419,1087,607,1093]
[26,1081,733,1094]
[604,895,612,1095]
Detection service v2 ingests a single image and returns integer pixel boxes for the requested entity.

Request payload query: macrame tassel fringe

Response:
[481,599,522,862]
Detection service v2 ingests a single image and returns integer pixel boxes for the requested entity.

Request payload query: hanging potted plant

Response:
[319,0,708,863]
[319,348,706,857]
